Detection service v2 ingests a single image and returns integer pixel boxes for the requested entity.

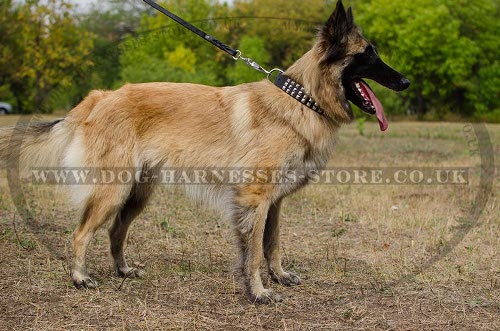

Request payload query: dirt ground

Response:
[0,119,498,330]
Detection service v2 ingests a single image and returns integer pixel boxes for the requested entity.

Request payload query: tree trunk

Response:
[415,90,426,119]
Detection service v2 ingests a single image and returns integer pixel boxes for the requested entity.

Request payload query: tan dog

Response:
[0,1,408,303]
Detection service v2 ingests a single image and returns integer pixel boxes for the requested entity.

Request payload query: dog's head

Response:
[318,1,410,131]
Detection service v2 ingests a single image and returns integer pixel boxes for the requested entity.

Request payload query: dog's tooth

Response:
[356,83,363,95]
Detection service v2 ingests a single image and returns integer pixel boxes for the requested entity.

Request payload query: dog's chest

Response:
[274,142,335,200]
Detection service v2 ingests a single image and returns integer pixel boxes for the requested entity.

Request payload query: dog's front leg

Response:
[264,199,301,287]
[234,199,282,304]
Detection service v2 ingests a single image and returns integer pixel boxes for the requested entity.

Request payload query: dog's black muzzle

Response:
[366,57,410,92]
[343,46,410,93]
[342,45,410,119]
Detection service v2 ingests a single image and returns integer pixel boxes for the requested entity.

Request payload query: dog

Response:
[0,1,409,304]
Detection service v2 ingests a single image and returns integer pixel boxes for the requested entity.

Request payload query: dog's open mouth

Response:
[345,79,388,131]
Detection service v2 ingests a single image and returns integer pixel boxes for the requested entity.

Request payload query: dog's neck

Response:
[284,46,353,125]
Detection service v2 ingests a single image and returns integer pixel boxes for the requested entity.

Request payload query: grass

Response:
[0,115,498,330]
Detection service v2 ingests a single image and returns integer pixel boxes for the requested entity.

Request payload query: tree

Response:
[119,0,327,87]
[0,0,22,105]
[226,36,271,84]
[119,0,225,86]
[449,0,500,120]
[231,0,325,68]
[1,0,94,113]
[355,0,499,118]
[56,1,144,109]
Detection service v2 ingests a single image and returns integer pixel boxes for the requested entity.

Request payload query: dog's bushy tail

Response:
[0,119,73,173]
[0,89,109,175]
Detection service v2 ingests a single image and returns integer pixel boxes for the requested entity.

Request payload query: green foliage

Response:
[356,0,499,117]
[118,0,223,86]
[160,219,176,234]
[78,8,134,90]
[167,46,197,73]
[231,0,325,67]
[0,1,17,102]
[356,117,365,136]
[0,0,498,121]
[0,84,15,105]
[226,36,271,84]
[0,0,94,113]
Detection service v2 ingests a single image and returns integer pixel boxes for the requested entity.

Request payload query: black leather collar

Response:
[273,73,326,117]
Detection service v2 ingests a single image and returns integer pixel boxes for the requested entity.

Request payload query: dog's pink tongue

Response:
[362,82,388,131]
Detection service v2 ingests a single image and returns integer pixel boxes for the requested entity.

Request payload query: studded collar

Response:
[273,73,326,117]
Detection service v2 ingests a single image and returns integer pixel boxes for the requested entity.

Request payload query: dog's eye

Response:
[365,45,375,56]
[362,45,379,61]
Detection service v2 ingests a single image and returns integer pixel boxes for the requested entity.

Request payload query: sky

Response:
[68,0,96,10]
[70,0,234,11]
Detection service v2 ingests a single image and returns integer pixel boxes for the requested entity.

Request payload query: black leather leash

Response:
[143,0,238,58]
[142,0,324,117]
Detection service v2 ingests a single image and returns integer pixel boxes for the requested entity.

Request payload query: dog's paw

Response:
[72,269,99,289]
[271,271,301,287]
[116,267,145,279]
[249,289,283,304]
[72,276,99,289]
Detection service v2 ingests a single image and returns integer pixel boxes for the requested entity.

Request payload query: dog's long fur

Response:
[0,1,408,303]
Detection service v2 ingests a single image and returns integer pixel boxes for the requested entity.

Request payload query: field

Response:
[0,116,498,330]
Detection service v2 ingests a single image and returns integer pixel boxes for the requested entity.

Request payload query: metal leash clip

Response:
[233,50,284,82]
[266,68,284,82]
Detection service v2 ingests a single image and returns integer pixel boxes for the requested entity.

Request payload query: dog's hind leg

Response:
[263,199,301,287]
[109,182,154,278]
[71,186,130,289]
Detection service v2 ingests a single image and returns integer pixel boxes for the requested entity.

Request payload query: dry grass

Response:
[0,115,498,330]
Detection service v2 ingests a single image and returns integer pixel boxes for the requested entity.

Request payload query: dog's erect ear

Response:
[346,7,354,25]
[321,1,355,42]
[320,1,355,63]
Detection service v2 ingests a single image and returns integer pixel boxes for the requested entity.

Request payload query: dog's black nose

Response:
[400,78,410,90]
